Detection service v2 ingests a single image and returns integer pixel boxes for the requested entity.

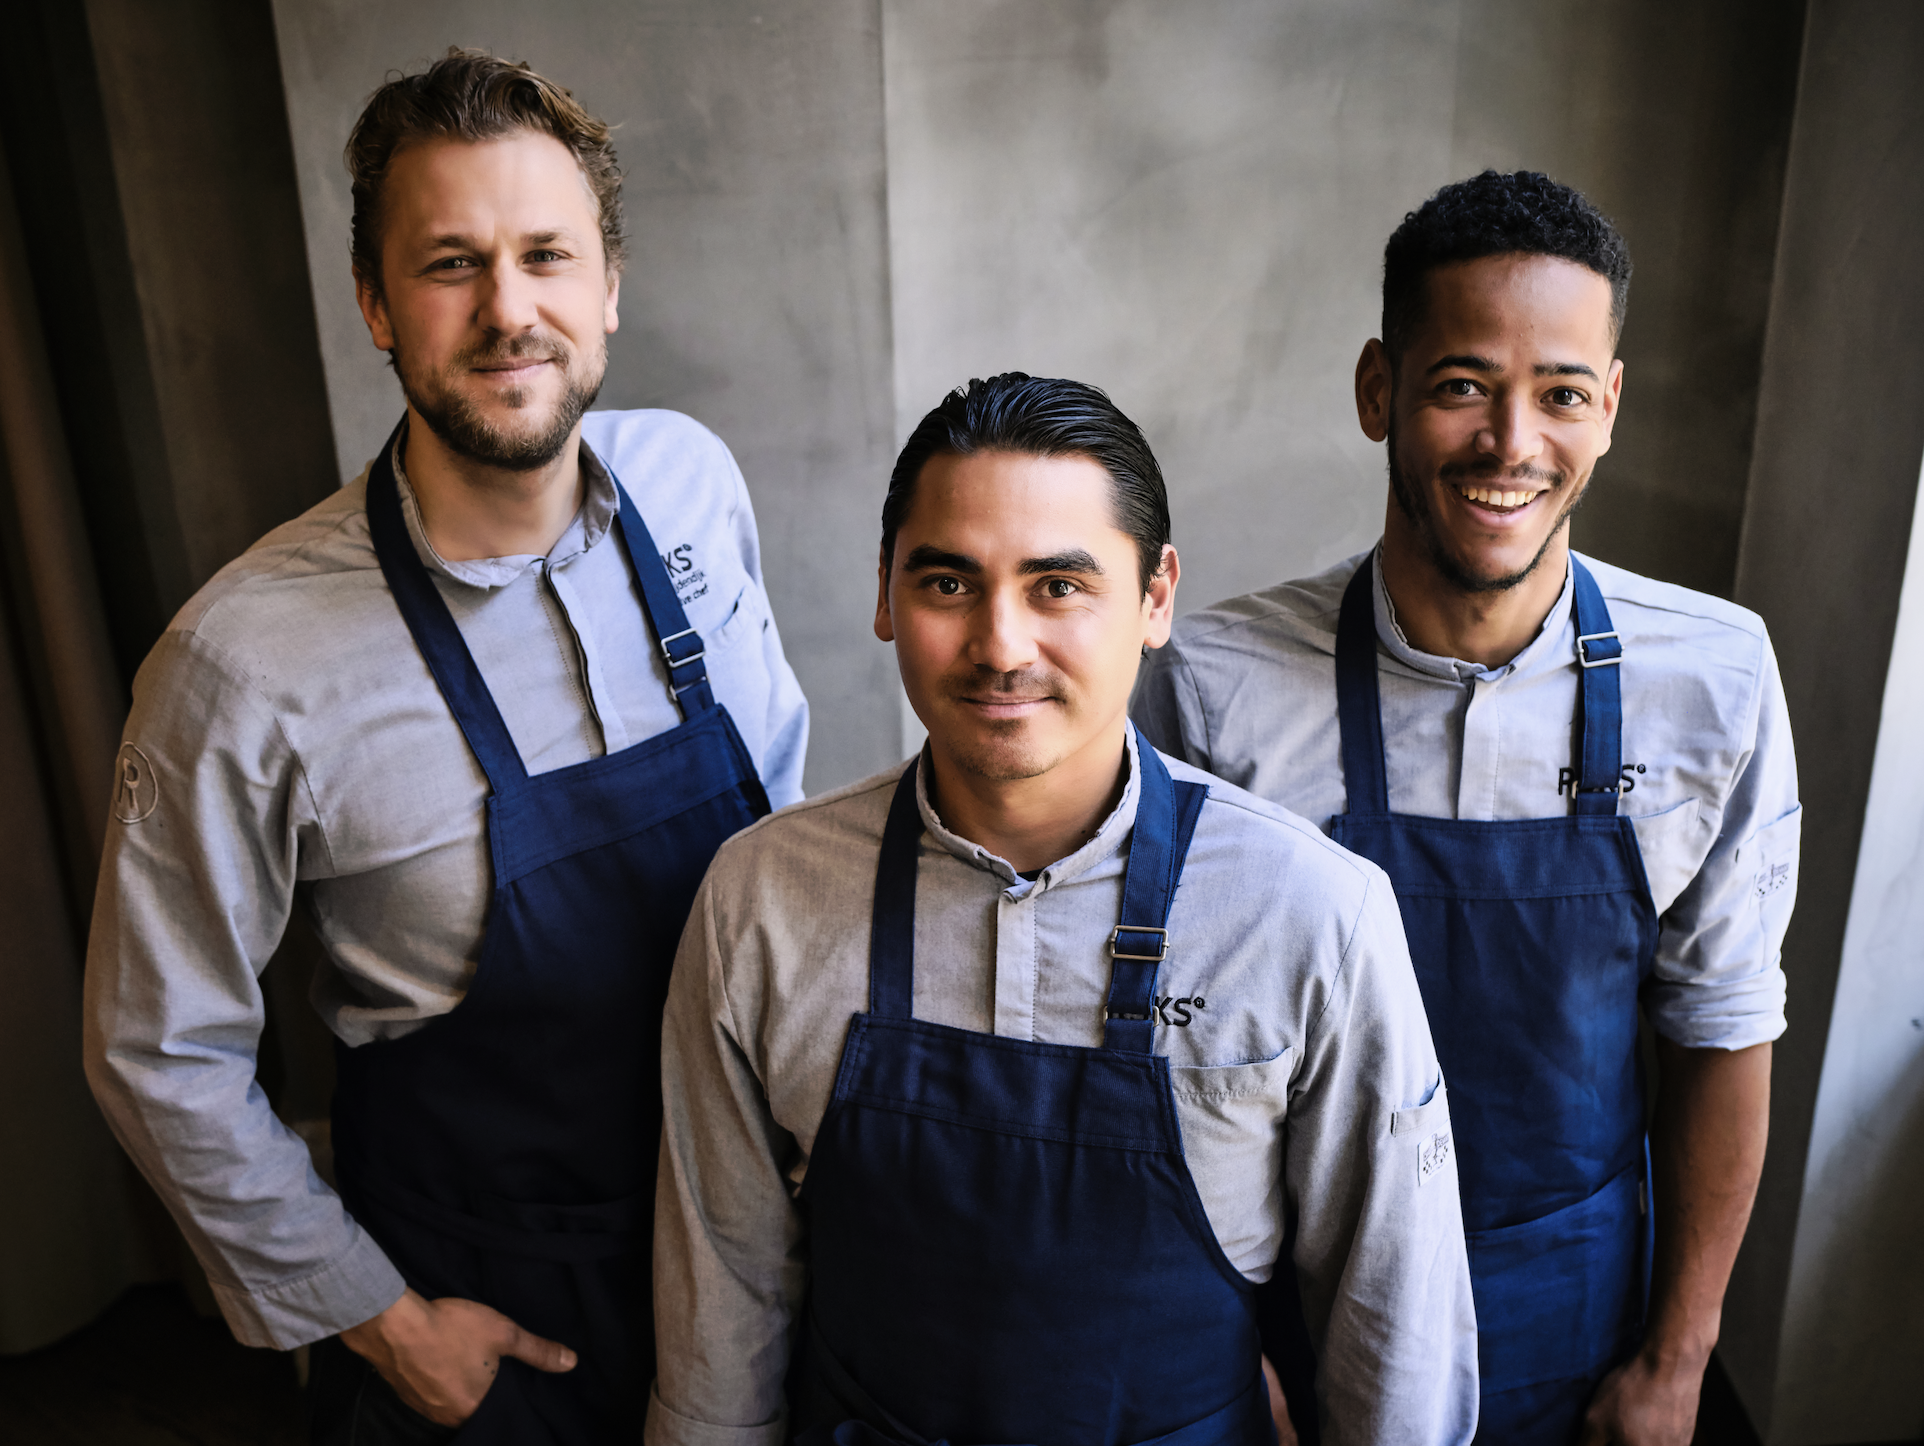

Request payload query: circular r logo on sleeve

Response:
[113,743,159,823]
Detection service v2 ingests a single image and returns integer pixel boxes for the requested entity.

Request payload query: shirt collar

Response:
[912,724,1145,896]
[390,417,620,591]
[1369,542,1577,684]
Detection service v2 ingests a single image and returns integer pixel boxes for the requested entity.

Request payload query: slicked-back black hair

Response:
[882,373,1170,591]
[1382,170,1632,360]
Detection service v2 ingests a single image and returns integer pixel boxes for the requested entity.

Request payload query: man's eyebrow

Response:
[902,545,980,573]
[1019,550,1105,576]
[1533,361,1600,380]
[421,229,578,251]
[1426,353,1499,374]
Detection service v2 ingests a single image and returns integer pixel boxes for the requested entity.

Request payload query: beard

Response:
[394,330,606,473]
[1385,413,1588,595]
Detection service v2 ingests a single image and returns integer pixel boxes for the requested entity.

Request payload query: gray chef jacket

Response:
[1133,547,1798,1052]
[651,726,1479,1446]
[84,409,808,1349]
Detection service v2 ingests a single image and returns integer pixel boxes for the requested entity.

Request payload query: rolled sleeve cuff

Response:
[209,1223,406,1350]
[646,1384,786,1446]
[1646,961,1788,1051]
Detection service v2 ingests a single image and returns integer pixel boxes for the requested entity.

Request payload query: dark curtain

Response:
[0,140,162,1351]
[0,0,343,1352]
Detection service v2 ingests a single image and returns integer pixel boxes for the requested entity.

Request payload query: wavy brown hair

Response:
[346,47,624,294]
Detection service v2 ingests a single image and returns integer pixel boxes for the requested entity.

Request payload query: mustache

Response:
[946,667,1064,699]
[455,334,569,369]
[1437,459,1563,488]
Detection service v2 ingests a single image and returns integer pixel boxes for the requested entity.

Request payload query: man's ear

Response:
[604,267,621,335]
[1595,357,1625,456]
[356,272,396,352]
[1355,338,1392,444]
[1141,544,1180,651]
[873,545,895,643]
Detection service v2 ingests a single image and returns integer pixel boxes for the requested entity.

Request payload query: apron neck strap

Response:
[367,423,529,794]
[605,476,716,719]
[1334,555,1391,814]
[865,741,1209,1055]
[366,422,723,800]
[868,761,925,1019]
[1569,557,1624,815]
[1101,742,1209,1054]
[1335,550,1627,818]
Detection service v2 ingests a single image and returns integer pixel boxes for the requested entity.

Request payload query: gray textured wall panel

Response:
[1723,5,1924,1439]
[270,0,900,792]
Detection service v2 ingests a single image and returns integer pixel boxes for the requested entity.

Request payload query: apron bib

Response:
[330,424,770,1444]
[793,745,1271,1446]
[1328,555,1658,1444]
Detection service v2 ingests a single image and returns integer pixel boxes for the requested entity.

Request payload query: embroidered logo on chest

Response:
[1152,996,1206,1026]
[1419,1129,1453,1186]
[659,543,708,603]
[1558,763,1647,796]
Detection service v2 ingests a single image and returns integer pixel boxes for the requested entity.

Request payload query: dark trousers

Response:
[309,1334,457,1445]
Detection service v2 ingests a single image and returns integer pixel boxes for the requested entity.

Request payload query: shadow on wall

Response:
[1772,977,1924,1442]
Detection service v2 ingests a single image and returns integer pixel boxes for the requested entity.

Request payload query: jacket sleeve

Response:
[82,629,404,1348]
[650,869,805,1446]
[1286,867,1480,1446]
[1131,639,1213,771]
[720,436,809,809]
[1644,627,1798,1050]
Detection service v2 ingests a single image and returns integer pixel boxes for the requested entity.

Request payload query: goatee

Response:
[395,333,605,473]
[1385,414,1586,595]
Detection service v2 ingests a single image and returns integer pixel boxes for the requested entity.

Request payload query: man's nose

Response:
[969,589,1040,674]
[474,257,540,335]
[1475,391,1543,468]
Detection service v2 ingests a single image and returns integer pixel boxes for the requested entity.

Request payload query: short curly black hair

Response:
[882,373,1170,592]
[1382,170,1631,361]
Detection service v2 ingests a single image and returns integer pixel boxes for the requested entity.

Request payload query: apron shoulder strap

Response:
[1102,742,1209,1054]
[1570,557,1625,816]
[366,427,530,794]
[1334,554,1391,815]
[868,744,1209,1049]
[607,475,717,719]
[867,762,923,1018]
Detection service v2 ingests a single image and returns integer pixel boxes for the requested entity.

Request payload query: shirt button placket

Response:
[992,886,1039,1041]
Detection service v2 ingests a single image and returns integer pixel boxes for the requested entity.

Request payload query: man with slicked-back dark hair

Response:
[653,373,1476,1446]
[84,48,807,1444]
[1137,172,1799,1446]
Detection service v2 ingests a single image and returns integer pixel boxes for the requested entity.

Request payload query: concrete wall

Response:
[270,0,901,793]
[1772,457,1924,1442]
[1724,5,1924,1440]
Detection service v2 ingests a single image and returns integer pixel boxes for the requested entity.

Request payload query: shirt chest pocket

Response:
[1627,796,1708,915]
[1166,1047,1294,1277]
[695,584,764,655]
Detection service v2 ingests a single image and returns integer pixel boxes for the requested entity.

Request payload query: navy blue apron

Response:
[1327,554,1657,1444]
[328,423,770,1443]
[791,744,1272,1446]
